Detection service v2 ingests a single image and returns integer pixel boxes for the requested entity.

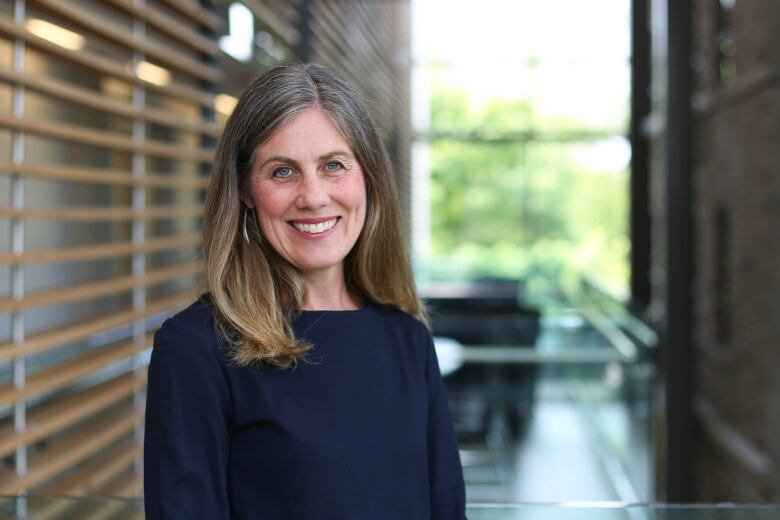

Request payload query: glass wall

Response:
[411,0,652,504]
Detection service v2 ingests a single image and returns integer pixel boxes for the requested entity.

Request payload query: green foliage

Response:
[429,88,473,131]
[424,86,629,302]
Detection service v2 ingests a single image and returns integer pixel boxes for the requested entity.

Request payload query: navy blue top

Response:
[143,297,466,519]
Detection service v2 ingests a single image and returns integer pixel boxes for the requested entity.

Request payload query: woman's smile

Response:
[289,216,340,235]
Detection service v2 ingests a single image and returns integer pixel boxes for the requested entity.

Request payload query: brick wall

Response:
[690,0,780,501]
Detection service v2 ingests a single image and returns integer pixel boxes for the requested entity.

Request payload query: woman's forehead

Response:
[254,108,355,163]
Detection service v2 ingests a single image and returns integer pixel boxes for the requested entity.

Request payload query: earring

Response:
[242,207,260,245]
[243,207,251,244]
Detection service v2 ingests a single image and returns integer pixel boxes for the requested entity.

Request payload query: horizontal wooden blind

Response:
[0,0,219,504]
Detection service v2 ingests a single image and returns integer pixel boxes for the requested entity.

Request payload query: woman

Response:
[144,63,466,519]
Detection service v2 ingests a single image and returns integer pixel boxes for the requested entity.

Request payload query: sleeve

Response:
[424,330,467,519]
[144,317,232,519]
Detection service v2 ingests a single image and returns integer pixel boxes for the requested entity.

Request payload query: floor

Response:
[461,380,621,505]
[443,307,654,506]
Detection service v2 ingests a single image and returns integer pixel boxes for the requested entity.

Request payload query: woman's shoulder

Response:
[369,302,432,346]
[369,301,422,324]
[162,293,216,330]
[153,294,225,359]
[147,295,232,406]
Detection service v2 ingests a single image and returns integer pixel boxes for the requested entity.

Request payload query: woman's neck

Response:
[301,268,362,310]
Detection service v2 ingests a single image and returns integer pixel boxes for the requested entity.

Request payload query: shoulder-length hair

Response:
[203,63,426,368]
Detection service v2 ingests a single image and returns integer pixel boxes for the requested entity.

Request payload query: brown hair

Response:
[202,63,425,368]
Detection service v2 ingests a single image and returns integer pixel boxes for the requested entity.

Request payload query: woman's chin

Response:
[289,259,346,278]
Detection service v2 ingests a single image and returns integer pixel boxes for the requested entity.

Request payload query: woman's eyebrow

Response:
[257,150,354,169]
[257,155,298,169]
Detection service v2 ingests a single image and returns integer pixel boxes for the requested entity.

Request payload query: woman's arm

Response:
[424,331,467,519]
[144,317,231,519]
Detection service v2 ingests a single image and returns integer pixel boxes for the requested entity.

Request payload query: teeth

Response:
[292,218,337,234]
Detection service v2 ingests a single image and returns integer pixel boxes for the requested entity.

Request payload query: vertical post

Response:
[630,0,652,307]
[410,0,430,276]
[665,0,694,502]
[296,0,313,61]
[11,0,27,496]
[131,0,147,491]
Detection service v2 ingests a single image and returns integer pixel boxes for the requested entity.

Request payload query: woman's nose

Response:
[295,173,329,210]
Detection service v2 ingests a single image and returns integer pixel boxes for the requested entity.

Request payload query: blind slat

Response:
[157,0,223,30]
[0,13,216,108]
[0,333,152,405]
[0,204,203,221]
[0,290,196,361]
[0,232,201,265]
[0,374,142,459]
[0,161,208,189]
[242,0,300,50]
[41,438,140,499]
[97,467,141,499]
[0,407,142,494]
[0,114,213,162]
[33,0,221,82]
[313,1,396,96]
[0,261,199,312]
[104,0,219,55]
[0,68,221,136]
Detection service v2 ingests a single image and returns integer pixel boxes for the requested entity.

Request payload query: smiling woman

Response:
[143,63,466,519]
[202,64,425,366]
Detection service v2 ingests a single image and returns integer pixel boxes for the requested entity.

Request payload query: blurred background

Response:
[0,0,778,514]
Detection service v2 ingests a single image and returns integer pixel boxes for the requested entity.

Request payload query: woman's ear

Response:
[239,193,254,209]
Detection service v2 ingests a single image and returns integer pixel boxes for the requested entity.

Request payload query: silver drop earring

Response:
[243,207,262,245]
[242,207,250,244]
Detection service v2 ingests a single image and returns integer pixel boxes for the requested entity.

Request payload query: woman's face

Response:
[243,108,367,279]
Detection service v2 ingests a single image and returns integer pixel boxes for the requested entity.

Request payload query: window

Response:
[716,0,737,86]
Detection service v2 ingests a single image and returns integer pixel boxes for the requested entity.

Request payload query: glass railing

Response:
[1,497,779,519]
[425,278,658,504]
[467,502,780,519]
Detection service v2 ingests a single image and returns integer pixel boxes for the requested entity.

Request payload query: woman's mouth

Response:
[290,217,339,235]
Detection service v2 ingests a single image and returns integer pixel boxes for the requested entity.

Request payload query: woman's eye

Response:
[272,166,293,179]
[324,161,344,172]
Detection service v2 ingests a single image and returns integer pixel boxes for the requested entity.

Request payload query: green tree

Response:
[424,86,629,301]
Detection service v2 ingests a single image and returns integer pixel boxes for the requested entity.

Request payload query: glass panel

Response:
[467,504,780,519]
[427,279,655,502]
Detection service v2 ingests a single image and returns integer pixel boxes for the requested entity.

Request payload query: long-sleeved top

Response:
[143,296,466,519]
